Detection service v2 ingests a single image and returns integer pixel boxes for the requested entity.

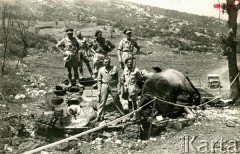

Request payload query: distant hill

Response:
[15,0,240,53]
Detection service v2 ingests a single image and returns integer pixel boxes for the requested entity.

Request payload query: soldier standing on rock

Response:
[89,30,115,79]
[56,29,82,85]
[118,29,140,69]
[76,30,94,79]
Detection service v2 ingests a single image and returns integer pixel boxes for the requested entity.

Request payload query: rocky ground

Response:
[0,36,239,153]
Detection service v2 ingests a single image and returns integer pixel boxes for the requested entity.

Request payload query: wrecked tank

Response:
[34,78,124,137]
[34,79,99,136]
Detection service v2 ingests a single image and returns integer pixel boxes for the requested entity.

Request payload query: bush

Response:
[0,67,26,99]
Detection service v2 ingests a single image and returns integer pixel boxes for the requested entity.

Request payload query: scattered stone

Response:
[226,121,236,127]
[156,115,163,121]
[149,137,157,141]
[15,94,26,100]
[115,139,122,145]
[22,104,28,109]
[95,138,103,145]
[104,138,112,143]
[4,144,13,152]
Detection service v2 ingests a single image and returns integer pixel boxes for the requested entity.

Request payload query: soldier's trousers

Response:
[79,56,93,76]
[97,84,117,119]
[67,67,79,80]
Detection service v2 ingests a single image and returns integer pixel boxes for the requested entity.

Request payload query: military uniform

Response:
[118,38,139,63]
[76,37,93,78]
[89,32,115,78]
[120,66,142,111]
[97,65,118,120]
[56,29,80,80]
[118,29,140,69]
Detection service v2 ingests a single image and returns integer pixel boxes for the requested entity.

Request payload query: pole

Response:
[148,99,156,139]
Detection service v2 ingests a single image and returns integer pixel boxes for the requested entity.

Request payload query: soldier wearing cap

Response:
[89,30,115,79]
[76,30,94,79]
[96,57,119,121]
[118,29,140,69]
[119,56,142,120]
[56,29,81,82]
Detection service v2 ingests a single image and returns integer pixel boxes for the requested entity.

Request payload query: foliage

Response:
[0,67,25,98]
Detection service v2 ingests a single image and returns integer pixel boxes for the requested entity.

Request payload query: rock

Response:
[22,104,28,109]
[185,114,196,120]
[4,144,13,152]
[149,137,157,141]
[95,138,103,145]
[104,138,112,143]
[15,94,26,100]
[226,121,235,127]
[115,139,122,145]
[156,115,163,121]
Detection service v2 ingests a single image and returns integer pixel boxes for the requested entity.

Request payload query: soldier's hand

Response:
[117,89,121,95]
[97,91,101,96]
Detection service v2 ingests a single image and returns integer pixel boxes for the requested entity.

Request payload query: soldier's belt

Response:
[122,50,132,52]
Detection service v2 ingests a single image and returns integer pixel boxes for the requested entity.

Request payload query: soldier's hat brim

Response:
[123,29,132,35]
[65,28,74,34]
[125,56,135,64]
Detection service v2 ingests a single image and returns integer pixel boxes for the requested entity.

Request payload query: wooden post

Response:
[148,99,156,139]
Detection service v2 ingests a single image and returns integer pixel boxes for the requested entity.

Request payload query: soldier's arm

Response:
[56,39,65,54]
[134,40,140,54]
[117,40,123,62]
[107,40,115,52]
[76,39,80,53]
[118,71,124,93]
[97,68,103,92]
[136,68,143,82]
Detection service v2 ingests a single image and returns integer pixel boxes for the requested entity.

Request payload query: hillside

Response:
[14,0,240,53]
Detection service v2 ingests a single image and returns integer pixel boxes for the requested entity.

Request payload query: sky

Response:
[125,0,240,22]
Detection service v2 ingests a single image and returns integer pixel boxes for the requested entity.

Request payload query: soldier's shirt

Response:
[97,66,118,91]
[77,37,89,58]
[122,67,141,85]
[57,37,79,53]
[56,37,80,68]
[118,38,139,61]
[77,37,88,51]
[121,67,142,96]
[90,37,115,55]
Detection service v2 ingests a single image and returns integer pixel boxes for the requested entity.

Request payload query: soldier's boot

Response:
[67,67,72,80]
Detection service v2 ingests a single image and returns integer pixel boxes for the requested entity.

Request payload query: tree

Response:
[13,6,36,68]
[221,0,240,100]
[0,0,14,76]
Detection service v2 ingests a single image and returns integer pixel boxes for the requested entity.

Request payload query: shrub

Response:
[0,67,26,99]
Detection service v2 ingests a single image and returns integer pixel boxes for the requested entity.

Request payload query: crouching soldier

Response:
[119,56,142,120]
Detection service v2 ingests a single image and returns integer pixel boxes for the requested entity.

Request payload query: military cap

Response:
[65,28,74,34]
[125,56,135,64]
[123,29,132,35]
[95,30,102,37]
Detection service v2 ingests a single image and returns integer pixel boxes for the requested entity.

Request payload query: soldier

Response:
[89,30,115,79]
[96,57,119,121]
[118,29,140,69]
[56,29,81,84]
[76,31,94,79]
[119,56,142,120]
